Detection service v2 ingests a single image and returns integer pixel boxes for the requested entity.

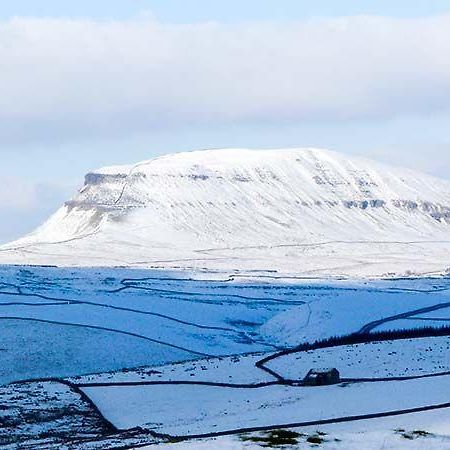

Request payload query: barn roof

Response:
[308,367,338,373]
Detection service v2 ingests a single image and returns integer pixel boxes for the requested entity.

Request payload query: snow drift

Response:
[2,148,450,277]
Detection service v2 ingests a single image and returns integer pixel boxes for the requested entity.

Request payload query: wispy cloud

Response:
[1,15,450,145]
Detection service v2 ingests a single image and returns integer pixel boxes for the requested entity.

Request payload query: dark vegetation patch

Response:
[240,429,303,447]
[240,430,333,447]
[295,325,450,352]
[306,435,325,444]
[395,429,433,440]
[412,430,431,436]
[226,319,262,328]
[258,325,450,371]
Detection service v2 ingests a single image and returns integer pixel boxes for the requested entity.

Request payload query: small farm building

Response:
[303,368,340,386]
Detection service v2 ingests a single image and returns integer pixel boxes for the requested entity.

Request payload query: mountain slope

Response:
[1,148,450,277]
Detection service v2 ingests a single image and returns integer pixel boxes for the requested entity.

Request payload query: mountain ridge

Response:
[2,147,450,277]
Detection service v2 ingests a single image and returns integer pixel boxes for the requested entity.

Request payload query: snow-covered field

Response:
[163,408,450,450]
[81,375,450,435]
[266,336,450,379]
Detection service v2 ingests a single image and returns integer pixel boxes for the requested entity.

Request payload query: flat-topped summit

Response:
[2,148,450,277]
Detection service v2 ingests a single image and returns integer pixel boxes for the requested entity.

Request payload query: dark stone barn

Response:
[303,368,340,386]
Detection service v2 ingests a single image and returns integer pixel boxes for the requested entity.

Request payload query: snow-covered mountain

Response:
[2,148,450,277]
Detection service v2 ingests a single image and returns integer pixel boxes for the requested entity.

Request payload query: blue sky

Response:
[2,0,450,21]
[0,2,450,243]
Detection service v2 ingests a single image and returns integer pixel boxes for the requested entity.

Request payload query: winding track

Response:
[359,301,450,333]
[109,279,306,306]
[0,316,213,357]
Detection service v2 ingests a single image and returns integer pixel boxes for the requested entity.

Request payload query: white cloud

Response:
[0,15,450,144]
[365,143,450,180]
[0,177,71,214]
[0,177,38,210]
[0,177,74,243]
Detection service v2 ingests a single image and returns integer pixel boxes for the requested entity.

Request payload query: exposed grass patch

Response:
[412,430,431,437]
[395,428,433,440]
[306,435,325,444]
[401,433,414,440]
[239,430,333,447]
[240,429,302,447]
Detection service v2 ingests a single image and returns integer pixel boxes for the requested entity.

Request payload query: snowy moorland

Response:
[1,266,450,384]
[1,265,450,448]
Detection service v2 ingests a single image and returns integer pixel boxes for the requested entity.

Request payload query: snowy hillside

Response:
[1,148,450,277]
